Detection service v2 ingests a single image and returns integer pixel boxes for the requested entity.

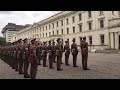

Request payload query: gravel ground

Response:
[0,52,120,79]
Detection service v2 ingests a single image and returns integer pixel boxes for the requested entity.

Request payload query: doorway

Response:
[119,35,120,49]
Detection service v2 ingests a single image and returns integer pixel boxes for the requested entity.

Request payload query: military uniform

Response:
[22,38,30,78]
[15,41,19,71]
[36,42,42,65]
[18,39,24,74]
[64,41,70,66]
[71,38,78,67]
[30,39,38,79]
[41,42,48,67]
[56,38,63,71]
[47,41,54,69]
[81,37,89,70]
[52,42,56,63]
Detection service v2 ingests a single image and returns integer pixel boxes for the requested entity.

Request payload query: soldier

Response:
[36,41,42,65]
[47,40,54,69]
[60,41,64,64]
[52,41,56,63]
[41,41,48,67]
[56,38,63,71]
[29,38,38,79]
[23,38,31,78]
[71,38,78,67]
[64,41,70,66]
[18,39,24,74]
[15,40,19,71]
[81,37,90,70]
[12,41,17,69]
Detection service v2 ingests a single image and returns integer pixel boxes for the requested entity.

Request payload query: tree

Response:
[0,37,6,45]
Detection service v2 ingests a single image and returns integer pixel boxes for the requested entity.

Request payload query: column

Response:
[110,32,114,49]
[115,32,119,49]
[108,33,111,49]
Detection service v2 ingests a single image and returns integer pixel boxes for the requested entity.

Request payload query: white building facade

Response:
[11,11,120,50]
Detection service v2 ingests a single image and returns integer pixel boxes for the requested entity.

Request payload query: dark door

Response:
[119,35,120,49]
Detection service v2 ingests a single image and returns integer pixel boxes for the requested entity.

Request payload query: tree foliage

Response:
[0,37,6,45]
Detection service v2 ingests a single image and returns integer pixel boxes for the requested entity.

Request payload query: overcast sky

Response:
[0,11,60,37]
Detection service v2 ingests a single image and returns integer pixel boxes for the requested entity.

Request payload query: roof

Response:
[1,23,30,33]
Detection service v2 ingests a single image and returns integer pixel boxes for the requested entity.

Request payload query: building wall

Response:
[11,11,120,50]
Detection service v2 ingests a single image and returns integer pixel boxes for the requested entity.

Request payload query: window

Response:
[118,11,120,17]
[53,31,54,35]
[61,20,63,26]
[40,27,41,31]
[67,38,69,44]
[112,11,114,15]
[99,11,104,15]
[49,25,51,29]
[79,13,82,20]
[100,19,104,28]
[57,30,59,35]
[46,33,47,37]
[66,18,69,25]
[43,27,44,31]
[72,16,75,23]
[57,22,58,27]
[80,37,82,43]
[73,26,75,33]
[46,26,47,30]
[89,36,92,45]
[43,33,44,38]
[49,32,51,36]
[52,23,54,28]
[79,24,82,32]
[67,28,69,34]
[88,22,92,30]
[88,11,92,18]
[61,29,63,35]
[100,35,104,45]
[35,29,36,33]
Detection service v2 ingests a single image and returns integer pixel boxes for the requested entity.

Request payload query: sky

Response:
[0,11,60,37]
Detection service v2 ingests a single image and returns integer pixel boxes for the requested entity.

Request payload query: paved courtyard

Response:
[0,52,120,79]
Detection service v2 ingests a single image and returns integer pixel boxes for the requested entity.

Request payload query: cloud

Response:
[0,11,60,36]
[0,11,12,14]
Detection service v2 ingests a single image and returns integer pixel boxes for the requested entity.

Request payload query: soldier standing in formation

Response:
[81,37,90,70]
[47,41,54,69]
[18,39,24,74]
[64,41,70,66]
[15,41,19,71]
[29,39,38,79]
[23,38,31,78]
[60,41,64,64]
[71,38,78,67]
[36,41,42,65]
[42,42,48,67]
[52,41,56,63]
[56,38,63,71]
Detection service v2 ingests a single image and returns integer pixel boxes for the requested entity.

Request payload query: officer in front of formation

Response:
[47,40,54,69]
[81,37,90,70]
[41,41,48,67]
[64,41,70,66]
[56,38,63,71]
[71,38,78,67]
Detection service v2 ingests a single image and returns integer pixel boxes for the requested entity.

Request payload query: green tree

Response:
[0,37,6,45]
